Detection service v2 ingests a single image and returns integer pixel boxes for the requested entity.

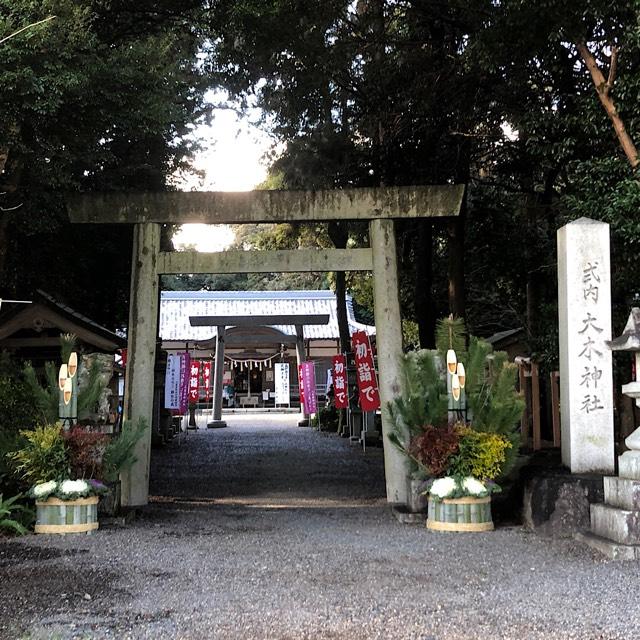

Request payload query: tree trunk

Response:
[415,220,436,348]
[576,43,639,170]
[328,221,351,353]
[447,199,466,319]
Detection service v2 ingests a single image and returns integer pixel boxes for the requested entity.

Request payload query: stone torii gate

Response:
[66,185,464,507]
[189,313,330,428]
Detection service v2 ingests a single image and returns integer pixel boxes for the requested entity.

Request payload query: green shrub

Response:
[0,493,33,536]
[0,375,42,432]
[311,405,339,431]
[7,424,69,486]
[0,428,27,495]
[448,428,512,481]
[102,418,147,482]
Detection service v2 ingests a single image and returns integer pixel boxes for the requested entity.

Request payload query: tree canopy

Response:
[2,0,639,362]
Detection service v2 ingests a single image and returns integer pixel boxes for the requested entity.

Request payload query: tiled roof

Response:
[160,290,375,341]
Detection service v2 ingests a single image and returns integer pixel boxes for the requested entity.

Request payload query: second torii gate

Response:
[66,185,464,508]
[189,313,330,428]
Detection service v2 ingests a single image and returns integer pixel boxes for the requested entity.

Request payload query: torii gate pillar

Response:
[121,222,161,507]
[370,219,407,504]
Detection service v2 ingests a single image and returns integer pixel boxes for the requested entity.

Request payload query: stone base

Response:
[406,478,429,514]
[591,503,640,545]
[207,420,228,429]
[297,419,310,427]
[618,451,640,480]
[391,505,427,525]
[604,476,640,510]
[575,531,640,561]
[522,468,604,536]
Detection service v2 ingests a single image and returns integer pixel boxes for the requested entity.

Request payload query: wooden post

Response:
[121,222,161,507]
[208,326,227,428]
[551,371,561,447]
[370,218,408,505]
[531,362,541,451]
[517,360,529,443]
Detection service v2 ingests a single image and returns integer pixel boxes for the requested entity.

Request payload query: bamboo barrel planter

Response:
[426,495,494,532]
[35,496,99,534]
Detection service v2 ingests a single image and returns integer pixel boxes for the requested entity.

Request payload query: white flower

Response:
[33,480,57,497]
[60,479,89,495]
[462,477,486,496]
[430,477,457,498]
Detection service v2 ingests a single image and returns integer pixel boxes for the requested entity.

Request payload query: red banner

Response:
[188,359,201,403]
[202,361,212,401]
[332,355,348,409]
[351,331,380,411]
[298,364,305,409]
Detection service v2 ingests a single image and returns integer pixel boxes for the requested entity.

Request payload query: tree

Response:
[0,0,207,329]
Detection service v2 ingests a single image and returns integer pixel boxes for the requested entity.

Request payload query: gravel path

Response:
[1,414,638,640]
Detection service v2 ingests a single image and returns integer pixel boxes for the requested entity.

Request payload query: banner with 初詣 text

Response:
[188,359,201,403]
[351,331,380,411]
[332,355,348,409]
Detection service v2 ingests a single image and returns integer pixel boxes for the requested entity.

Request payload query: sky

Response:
[172,91,273,252]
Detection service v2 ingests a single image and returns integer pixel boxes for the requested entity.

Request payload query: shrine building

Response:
[159,290,375,407]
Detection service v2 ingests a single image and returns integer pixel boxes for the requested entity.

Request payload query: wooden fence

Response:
[515,357,561,451]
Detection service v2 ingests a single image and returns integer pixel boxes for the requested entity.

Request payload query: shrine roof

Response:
[160,290,375,341]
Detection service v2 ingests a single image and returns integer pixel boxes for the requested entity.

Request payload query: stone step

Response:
[591,503,640,545]
[618,451,640,480]
[604,476,640,510]
[575,531,640,561]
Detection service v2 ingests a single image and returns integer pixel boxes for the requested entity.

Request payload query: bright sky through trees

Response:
[173,91,272,252]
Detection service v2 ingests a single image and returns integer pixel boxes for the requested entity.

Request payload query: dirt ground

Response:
[2,414,637,640]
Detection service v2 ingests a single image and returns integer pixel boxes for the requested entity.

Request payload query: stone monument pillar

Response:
[557,218,614,474]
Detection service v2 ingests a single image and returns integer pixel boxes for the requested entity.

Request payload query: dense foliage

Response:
[0,1,207,329]
[1,1,638,364]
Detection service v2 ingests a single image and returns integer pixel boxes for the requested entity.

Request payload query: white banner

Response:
[164,354,181,409]
[274,363,290,405]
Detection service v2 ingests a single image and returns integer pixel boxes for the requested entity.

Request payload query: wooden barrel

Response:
[426,495,493,532]
[35,496,99,534]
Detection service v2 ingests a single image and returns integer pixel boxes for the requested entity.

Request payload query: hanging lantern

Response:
[451,373,461,401]
[446,349,457,375]
[63,378,73,405]
[58,364,68,391]
[67,352,78,378]
[456,362,466,388]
